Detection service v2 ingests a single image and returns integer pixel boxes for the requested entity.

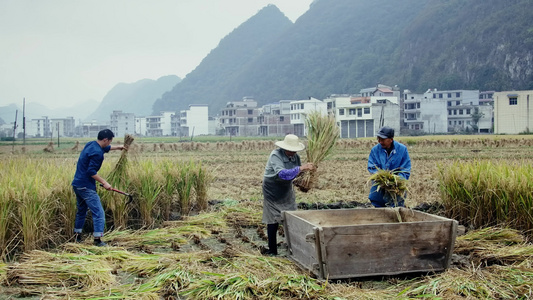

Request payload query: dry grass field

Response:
[1,135,533,299]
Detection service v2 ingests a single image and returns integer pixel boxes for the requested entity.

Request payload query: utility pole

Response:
[57,122,60,148]
[23,98,26,145]
[12,110,18,152]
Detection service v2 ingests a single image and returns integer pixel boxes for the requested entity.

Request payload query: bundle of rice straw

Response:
[108,134,134,183]
[367,168,409,207]
[293,111,339,192]
[71,140,79,151]
[43,142,54,153]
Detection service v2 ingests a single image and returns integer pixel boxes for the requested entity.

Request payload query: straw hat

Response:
[275,134,305,152]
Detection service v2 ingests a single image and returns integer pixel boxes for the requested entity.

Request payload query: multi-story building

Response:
[146,111,174,136]
[493,90,533,134]
[110,111,135,138]
[179,104,209,137]
[402,89,493,134]
[427,89,480,132]
[134,117,147,136]
[219,97,261,137]
[257,100,293,136]
[78,122,109,138]
[28,116,52,138]
[403,90,448,134]
[478,91,494,133]
[290,97,328,136]
[327,94,401,138]
[50,117,76,137]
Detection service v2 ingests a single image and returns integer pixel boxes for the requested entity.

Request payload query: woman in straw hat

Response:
[261,134,314,256]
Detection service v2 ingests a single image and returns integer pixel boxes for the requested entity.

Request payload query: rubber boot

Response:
[267,223,279,255]
[93,238,107,247]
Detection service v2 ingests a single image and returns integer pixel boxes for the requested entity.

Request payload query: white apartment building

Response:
[403,89,493,134]
[134,117,147,136]
[50,117,76,137]
[403,90,448,133]
[179,104,209,137]
[146,111,174,136]
[290,97,328,137]
[326,95,401,138]
[79,122,109,138]
[28,117,51,138]
[110,110,135,138]
[494,90,533,134]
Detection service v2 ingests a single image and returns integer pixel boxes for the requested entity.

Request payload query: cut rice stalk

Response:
[293,111,339,192]
[108,134,135,184]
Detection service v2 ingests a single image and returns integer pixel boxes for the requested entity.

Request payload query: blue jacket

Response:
[72,141,111,190]
[367,140,411,206]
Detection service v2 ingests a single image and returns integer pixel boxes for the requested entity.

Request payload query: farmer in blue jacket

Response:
[367,126,411,207]
[72,129,125,246]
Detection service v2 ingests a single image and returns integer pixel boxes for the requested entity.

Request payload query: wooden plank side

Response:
[283,211,321,276]
[319,220,455,279]
[288,208,400,226]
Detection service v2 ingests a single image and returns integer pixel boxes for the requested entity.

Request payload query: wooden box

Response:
[282,208,458,279]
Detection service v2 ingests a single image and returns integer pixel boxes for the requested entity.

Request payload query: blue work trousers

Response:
[73,186,105,237]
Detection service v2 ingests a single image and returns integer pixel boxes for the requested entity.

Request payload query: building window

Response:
[248,118,253,123]
[357,108,362,117]
[459,110,463,115]
[466,109,471,114]
[448,101,452,106]
[439,94,443,98]
[248,109,253,115]
[364,107,370,114]
[456,92,461,97]
[448,110,452,115]
[339,109,344,115]
[509,97,518,105]
[349,109,356,115]
[448,93,452,98]
[456,101,460,105]
[280,116,284,122]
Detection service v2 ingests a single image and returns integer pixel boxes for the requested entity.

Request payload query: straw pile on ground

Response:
[293,112,339,192]
[43,142,54,153]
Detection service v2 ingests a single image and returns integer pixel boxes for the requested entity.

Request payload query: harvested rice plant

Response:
[1,135,533,299]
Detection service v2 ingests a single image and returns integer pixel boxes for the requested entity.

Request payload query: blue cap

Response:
[377,126,394,139]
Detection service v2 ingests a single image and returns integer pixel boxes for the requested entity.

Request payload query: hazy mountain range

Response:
[85,75,181,123]
[0,100,98,126]
[0,75,180,125]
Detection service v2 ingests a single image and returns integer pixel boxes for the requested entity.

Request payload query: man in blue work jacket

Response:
[367,126,411,207]
[72,129,125,246]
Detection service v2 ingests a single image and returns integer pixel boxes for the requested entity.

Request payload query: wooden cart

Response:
[282,208,458,279]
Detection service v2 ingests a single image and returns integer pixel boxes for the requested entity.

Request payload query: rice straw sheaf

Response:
[293,111,339,192]
[367,168,409,206]
[108,134,135,184]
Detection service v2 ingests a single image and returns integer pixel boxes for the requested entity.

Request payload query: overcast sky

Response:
[0,0,313,109]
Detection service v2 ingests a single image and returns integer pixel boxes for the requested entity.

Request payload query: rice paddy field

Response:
[1,135,533,299]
